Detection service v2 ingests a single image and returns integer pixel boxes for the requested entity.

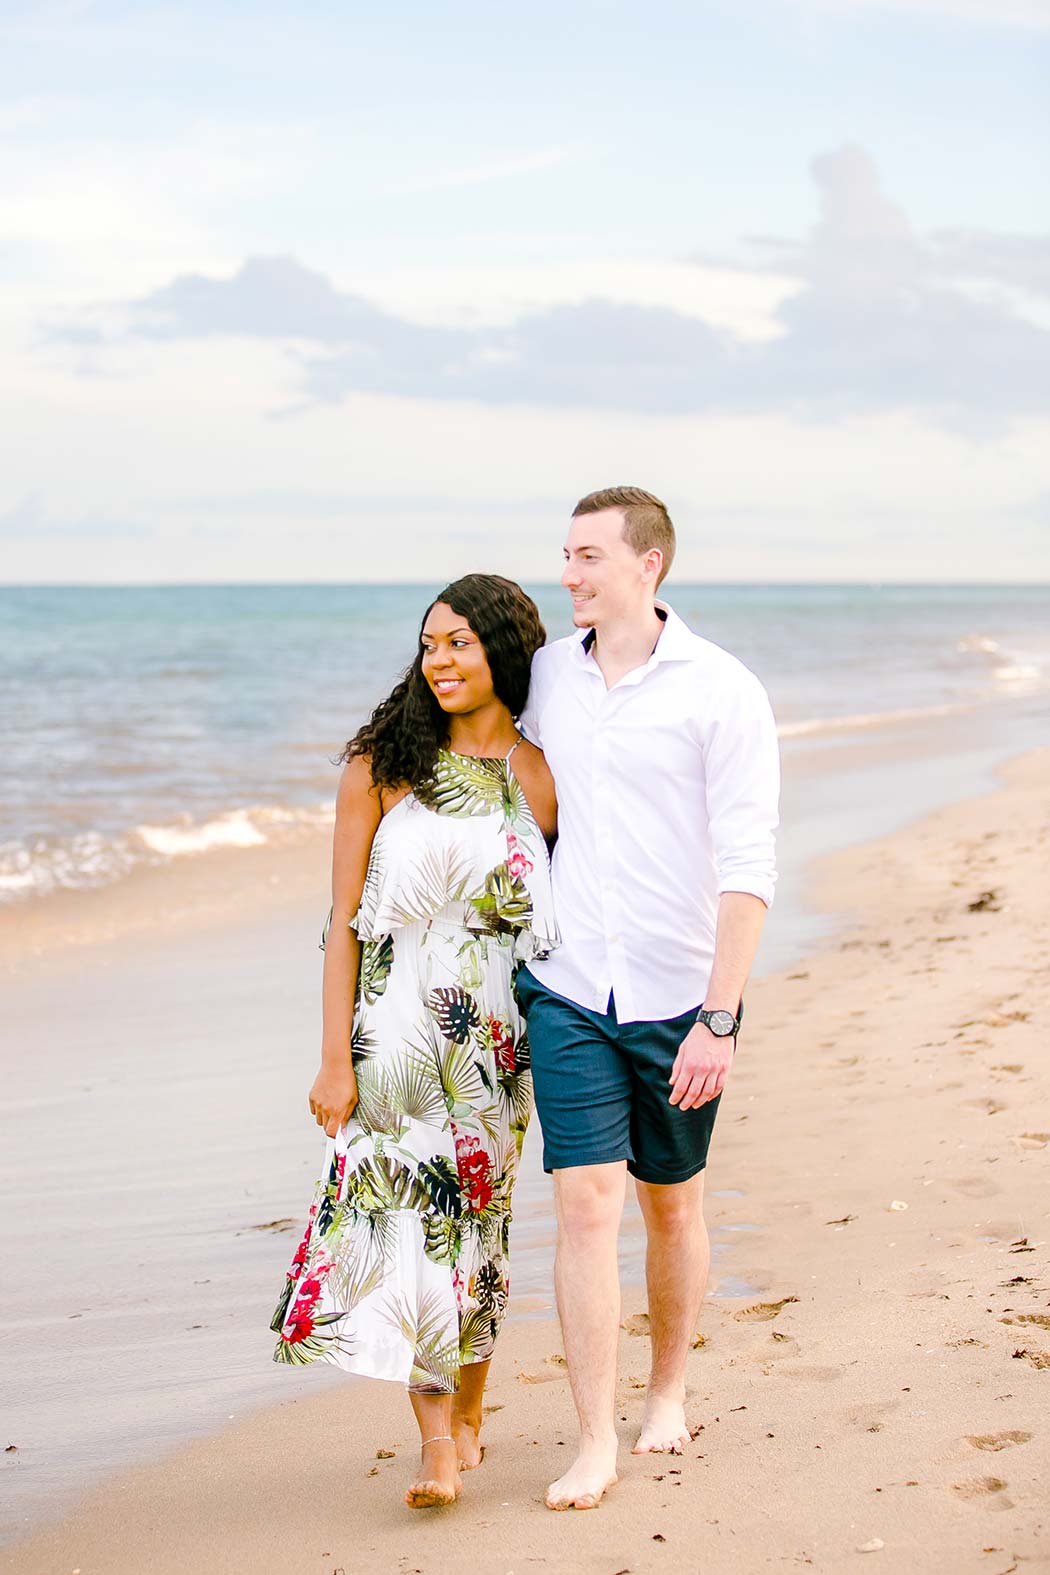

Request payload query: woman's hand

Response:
[309,1058,359,1138]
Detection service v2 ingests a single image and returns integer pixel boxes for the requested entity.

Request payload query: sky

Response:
[1,0,1048,583]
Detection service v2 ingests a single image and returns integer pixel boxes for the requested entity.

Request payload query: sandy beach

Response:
[4,747,1049,1574]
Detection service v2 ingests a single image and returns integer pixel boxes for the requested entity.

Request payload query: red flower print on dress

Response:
[297,1258,333,1305]
[487,1015,516,1073]
[505,832,533,881]
[288,1199,319,1282]
[284,1301,316,1343]
[453,1131,494,1211]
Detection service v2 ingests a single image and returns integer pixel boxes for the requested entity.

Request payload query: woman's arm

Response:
[309,754,384,1138]
[512,739,558,845]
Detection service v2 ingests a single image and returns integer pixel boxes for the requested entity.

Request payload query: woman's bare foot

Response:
[545,1437,618,1510]
[451,1414,484,1471]
[405,1437,462,1508]
[631,1392,692,1455]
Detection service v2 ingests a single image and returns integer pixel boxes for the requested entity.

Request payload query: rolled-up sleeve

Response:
[703,672,780,907]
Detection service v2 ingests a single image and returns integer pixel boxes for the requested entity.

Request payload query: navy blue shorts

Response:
[515,968,724,1185]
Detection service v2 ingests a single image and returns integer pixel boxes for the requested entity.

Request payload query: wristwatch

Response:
[695,1003,743,1038]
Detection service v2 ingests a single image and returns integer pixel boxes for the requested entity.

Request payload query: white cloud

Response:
[2,321,1047,582]
[334,261,800,341]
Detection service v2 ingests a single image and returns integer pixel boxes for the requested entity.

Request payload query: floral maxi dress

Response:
[271,747,558,1392]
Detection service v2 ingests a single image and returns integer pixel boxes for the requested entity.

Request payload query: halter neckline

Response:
[442,737,521,764]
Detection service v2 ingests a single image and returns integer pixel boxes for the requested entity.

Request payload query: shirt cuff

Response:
[716,877,776,908]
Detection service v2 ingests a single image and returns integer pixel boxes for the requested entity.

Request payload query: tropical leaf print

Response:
[316,1148,347,1234]
[383,1045,449,1127]
[422,1211,462,1266]
[417,1154,464,1218]
[500,769,530,825]
[360,934,394,1003]
[351,1022,378,1063]
[386,1287,461,1390]
[355,832,387,932]
[434,1038,486,1117]
[383,841,477,928]
[273,1319,350,1367]
[327,1229,389,1310]
[469,864,534,935]
[428,986,481,1043]
[473,1260,508,1317]
[270,1273,295,1334]
[456,934,487,991]
[343,1153,431,1214]
[458,1305,498,1365]
[498,1068,532,1135]
[353,1057,408,1141]
[419,753,507,818]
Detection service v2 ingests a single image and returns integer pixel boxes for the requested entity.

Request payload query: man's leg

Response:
[546,1160,627,1510]
[632,1170,708,1454]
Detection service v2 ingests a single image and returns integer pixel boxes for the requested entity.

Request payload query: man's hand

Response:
[668,1022,733,1110]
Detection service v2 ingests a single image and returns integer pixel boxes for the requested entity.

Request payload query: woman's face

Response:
[420,602,497,714]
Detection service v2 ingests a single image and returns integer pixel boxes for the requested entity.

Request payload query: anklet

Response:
[420,1434,454,1447]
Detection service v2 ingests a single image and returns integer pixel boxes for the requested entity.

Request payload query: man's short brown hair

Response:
[572,485,676,587]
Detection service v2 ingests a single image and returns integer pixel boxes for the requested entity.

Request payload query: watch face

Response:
[708,1011,736,1036]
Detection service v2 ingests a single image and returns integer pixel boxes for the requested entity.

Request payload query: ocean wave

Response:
[777,702,965,740]
[957,633,1049,692]
[0,803,334,905]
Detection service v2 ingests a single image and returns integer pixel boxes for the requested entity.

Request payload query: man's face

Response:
[561,508,657,628]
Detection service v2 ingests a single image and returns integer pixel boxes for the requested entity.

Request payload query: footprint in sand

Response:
[620,1313,651,1336]
[947,1176,999,1198]
[765,1332,801,1358]
[517,1357,568,1384]
[951,1476,1013,1510]
[965,1431,1032,1452]
[1000,1313,1050,1331]
[963,1097,1007,1115]
[1011,1347,1050,1370]
[1012,1132,1050,1150]
[733,1297,799,1323]
[840,1400,901,1432]
[772,1363,843,1383]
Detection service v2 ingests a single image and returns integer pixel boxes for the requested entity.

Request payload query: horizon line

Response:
[3,579,1049,591]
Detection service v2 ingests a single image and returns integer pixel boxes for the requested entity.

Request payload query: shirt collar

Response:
[573,599,696,672]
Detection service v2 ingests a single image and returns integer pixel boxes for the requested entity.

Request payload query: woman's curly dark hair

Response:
[342,573,546,792]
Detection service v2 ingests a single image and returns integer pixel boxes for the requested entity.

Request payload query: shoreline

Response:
[3,747,1049,1571]
[2,693,1042,981]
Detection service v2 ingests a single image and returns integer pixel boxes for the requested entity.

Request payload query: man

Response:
[517,486,780,1512]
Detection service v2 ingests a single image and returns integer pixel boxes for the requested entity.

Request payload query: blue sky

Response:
[2,0,1048,581]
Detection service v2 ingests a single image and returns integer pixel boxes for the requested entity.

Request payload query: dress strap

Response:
[504,735,522,765]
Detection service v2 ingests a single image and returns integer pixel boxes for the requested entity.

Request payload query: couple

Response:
[271,486,780,1512]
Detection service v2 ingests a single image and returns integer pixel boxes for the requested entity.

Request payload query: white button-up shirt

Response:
[519,602,780,1024]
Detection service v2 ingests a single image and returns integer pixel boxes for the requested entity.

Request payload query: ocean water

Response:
[1,582,1049,904]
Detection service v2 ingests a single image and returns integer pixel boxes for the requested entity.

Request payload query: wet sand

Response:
[3,748,1048,1572]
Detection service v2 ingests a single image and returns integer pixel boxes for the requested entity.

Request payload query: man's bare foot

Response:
[405,1437,462,1508]
[451,1414,484,1471]
[546,1438,619,1510]
[632,1393,692,1455]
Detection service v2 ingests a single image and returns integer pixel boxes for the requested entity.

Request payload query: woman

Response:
[271,574,557,1510]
